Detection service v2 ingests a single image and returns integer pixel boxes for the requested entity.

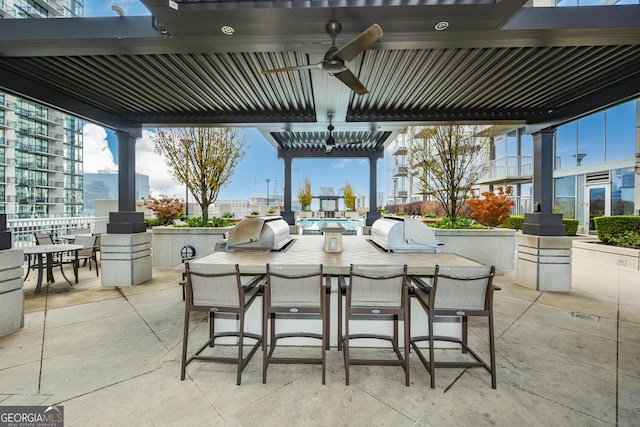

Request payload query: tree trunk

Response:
[200,202,209,222]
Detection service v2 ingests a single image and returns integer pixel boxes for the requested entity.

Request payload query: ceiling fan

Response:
[325,113,361,154]
[261,21,383,95]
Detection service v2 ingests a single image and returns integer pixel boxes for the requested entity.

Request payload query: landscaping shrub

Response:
[500,215,524,230]
[144,196,184,225]
[563,219,579,236]
[607,231,640,249]
[467,186,514,227]
[595,216,640,244]
[429,217,485,229]
[500,215,579,236]
[181,216,233,227]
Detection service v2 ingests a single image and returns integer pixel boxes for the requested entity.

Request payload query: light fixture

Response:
[435,21,449,31]
[221,26,235,36]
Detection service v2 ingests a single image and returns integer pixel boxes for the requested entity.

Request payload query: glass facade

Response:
[0,0,85,218]
[555,100,636,169]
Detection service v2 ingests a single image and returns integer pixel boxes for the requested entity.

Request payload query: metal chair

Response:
[263,264,329,384]
[410,265,498,389]
[66,234,99,276]
[341,264,410,386]
[181,262,263,385]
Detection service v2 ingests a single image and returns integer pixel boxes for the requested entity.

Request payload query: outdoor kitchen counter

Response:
[192,234,480,274]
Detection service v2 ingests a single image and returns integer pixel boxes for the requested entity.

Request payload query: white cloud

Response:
[82,124,183,199]
[82,123,117,173]
[330,159,353,168]
[135,129,184,198]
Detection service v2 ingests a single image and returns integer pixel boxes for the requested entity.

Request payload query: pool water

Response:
[296,218,364,234]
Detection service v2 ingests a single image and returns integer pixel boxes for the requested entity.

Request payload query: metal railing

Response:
[7,216,109,248]
[508,196,533,216]
[482,156,533,182]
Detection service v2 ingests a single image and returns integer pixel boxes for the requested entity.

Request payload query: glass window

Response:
[611,167,635,215]
[506,131,517,157]
[555,176,576,218]
[605,100,636,162]
[492,135,506,160]
[555,122,577,170]
[577,111,605,166]
[520,132,533,157]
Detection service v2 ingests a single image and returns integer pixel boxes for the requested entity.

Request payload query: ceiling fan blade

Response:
[333,24,383,62]
[325,144,334,154]
[333,69,369,95]
[261,62,323,74]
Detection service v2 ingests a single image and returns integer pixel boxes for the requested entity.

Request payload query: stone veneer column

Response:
[516,234,572,291]
[0,214,24,337]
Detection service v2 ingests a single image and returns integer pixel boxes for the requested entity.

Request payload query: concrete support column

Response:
[366,151,383,226]
[516,234,572,291]
[107,129,146,235]
[278,150,295,225]
[523,128,565,236]
[0,215,23,337]
[102,128,151,288]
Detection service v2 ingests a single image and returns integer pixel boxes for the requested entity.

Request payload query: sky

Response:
[81,1,386,207]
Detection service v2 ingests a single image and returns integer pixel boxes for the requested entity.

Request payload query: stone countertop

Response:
[193,235,479,276]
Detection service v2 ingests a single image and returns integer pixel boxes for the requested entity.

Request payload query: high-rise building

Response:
[83,171,150,216]
[0,0,85,218]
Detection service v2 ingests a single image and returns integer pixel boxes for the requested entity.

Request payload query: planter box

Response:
[0,249,24,337]
[572,240,640,294]
[152,225,234,267]
[434,228,515,271]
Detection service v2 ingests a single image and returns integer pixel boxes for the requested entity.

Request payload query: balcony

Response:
[0,1,15,18]
[26,163,64,173]
[25,129,64,142]
[27,112,64,126]
[0,157,16,166]
[393,166,408,177]
[28,179,64,188]
[0,99,16,110]
[0,119,17,130]
[33,197,65,204]
[478,156,533,183]
[34,0,64,17]
[0,137,15,147]
[397,190,408,198]
[17,144,64,157]
[392,144,408,156]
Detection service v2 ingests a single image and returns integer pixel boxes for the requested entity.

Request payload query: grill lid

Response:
[370,216,440,253]
[227,216,292,251]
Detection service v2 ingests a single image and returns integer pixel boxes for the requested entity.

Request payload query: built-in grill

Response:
[226,216,293,251]
[370,216,441,253]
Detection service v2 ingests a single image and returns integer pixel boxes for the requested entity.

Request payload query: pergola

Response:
[0,0,639,231]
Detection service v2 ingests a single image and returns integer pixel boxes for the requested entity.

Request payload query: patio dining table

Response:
[23,243,83,294]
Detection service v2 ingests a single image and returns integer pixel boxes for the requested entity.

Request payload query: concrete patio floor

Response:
[1,257,638,426]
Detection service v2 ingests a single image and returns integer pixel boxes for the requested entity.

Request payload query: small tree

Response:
[297,176,313,210]
[153,127,246,222]
[343,182,356,210]
[144,196,185,225]
[410,125,490,221]
[467,186,515,227]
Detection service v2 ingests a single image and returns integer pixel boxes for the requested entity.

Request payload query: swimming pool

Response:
[296,218,364,234]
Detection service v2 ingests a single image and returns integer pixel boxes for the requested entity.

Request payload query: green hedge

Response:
[500,215,525,230]
[563,219,579,236]
[594,216,640,244]
[500,215,579,236]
